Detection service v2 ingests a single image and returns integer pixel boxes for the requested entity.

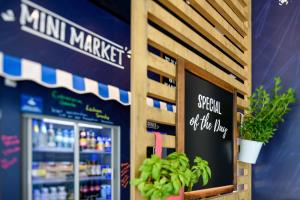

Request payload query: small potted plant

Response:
[131,152,211,200]
[239,77,296,164]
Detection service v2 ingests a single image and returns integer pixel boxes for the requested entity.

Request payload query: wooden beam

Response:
[188,0,247,51]
[207,0,247,36]
[146,106,176,126]
[148,1,247,80]
[225,0,248,22]
[158,0,247,66]
[130,0,148,199]
[144,133,176,148]
[147,79,176,103]
[147,25,249,95]
[148,52,176,78]
[176,58,185,152]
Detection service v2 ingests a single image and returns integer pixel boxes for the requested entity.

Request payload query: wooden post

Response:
[130,0,148,199]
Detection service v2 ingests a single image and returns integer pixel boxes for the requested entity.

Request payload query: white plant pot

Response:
[238,139,263,164]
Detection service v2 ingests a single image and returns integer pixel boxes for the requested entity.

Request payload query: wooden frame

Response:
[176,58,238,199]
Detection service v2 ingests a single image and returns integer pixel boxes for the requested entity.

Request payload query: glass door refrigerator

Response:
[22,114,120,200]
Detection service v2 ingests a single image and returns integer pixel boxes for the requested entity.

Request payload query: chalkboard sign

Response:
[176,61,237,198]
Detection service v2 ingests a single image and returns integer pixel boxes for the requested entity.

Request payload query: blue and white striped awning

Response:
[0,52,176,112]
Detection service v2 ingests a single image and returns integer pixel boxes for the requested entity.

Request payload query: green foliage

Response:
[131,152,211,200]
[240,77,296,143]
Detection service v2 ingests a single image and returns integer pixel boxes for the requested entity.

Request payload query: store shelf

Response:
[33,147,73,153]
[32,177,73,185]
[80,149,111,154]
[80,176,111,182]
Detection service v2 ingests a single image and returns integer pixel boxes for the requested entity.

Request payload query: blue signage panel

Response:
[0,0,130,90]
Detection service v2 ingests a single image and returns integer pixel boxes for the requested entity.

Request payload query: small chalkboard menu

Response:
[177,61,237,198]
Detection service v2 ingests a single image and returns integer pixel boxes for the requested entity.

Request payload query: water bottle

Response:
[49,187,57,200]
[62,129,69,148]
[55,129,63,148]
[33,189,41,200]
[39,122,47,148]
[68,130,74,148]
[47,124,56,148]
[58,186,67,200]
[32,120,40,148]
[41,187,49,200]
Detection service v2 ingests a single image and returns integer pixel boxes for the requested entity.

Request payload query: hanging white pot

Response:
[238,139,263,164]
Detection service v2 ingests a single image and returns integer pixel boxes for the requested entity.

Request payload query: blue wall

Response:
[253,0,300,199]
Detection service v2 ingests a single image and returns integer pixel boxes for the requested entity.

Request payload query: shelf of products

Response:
[26,116,115,200]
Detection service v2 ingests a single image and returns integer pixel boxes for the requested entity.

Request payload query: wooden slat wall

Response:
[131,0,252,199]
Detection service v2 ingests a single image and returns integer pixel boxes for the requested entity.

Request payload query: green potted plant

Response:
[239,77,296,164]
[131,152,211,200]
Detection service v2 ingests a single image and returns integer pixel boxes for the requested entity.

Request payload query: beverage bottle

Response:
[47,124,56,148]
[106,184,111,200]
[79,184,84,199]
[89,181,95,198]
[41,187,49,200]
[79,130,87,150]
[57,186,67,200]
[94,182,101,198]
[96,161,101,176]
[82,183,88,199]
[38,121,47,148]
[55,129,63,148]
[68,130,74,149]
[92,161,97,176]
[49,187,57,200]
[87,161,91,176]
[33,189,41,200]
[101,185,106,199]
[32,119,40,148]
[90,132,96,149]
[104,137,110,152]
[86,131,91,149]
[96,137,104,152]
[62,129,69,148]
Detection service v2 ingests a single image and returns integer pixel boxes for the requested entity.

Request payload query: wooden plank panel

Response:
[146,106,176,126]
[189,0,247,51]
[237,176,248,184]
[147,25,248,95]
[148,1,247,80]
[147,79,176,103]
[237,97,247,109]
[225,0,248,22]
[207,0,247,36]
[238,0,247,7]
[238,191,246,199]
[148,52,176,78]
[130,0,148,199]
[144,133,176,148]
[158,0,247,66]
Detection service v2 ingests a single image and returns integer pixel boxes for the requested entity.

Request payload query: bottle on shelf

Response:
[79,130,87,150]
[33,188,41,200]
[89,181,95,198]
[68,130,74,149]
[57,186,67,200]
[49,187,57,200]
[62,129,69,148]
[86,131,91,149]
[55,128,63,148]
[47,124,56,148]
[39,121,48,148]
[90,132,96,150]
[41,187,49,200]
[32,119,40,148]
[96,136,104,152]
[94,182,101,198]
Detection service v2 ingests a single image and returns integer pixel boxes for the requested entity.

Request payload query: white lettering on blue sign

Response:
[18,0,127,69]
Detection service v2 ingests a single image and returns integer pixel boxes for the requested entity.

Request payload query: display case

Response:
[22,115,120,200]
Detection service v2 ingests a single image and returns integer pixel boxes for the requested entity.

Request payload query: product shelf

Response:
[33,147,73,153]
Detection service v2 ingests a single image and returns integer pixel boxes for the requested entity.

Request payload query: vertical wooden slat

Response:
[176,58,185,152]
[130,0,148,199]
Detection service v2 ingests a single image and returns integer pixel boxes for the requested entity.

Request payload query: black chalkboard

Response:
[185,70,234,190]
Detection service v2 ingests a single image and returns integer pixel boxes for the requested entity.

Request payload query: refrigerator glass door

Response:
[30,117,76,200]
[78,123,113,200]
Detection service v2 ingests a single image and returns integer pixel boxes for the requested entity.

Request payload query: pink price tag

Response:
[154,132,162,158]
